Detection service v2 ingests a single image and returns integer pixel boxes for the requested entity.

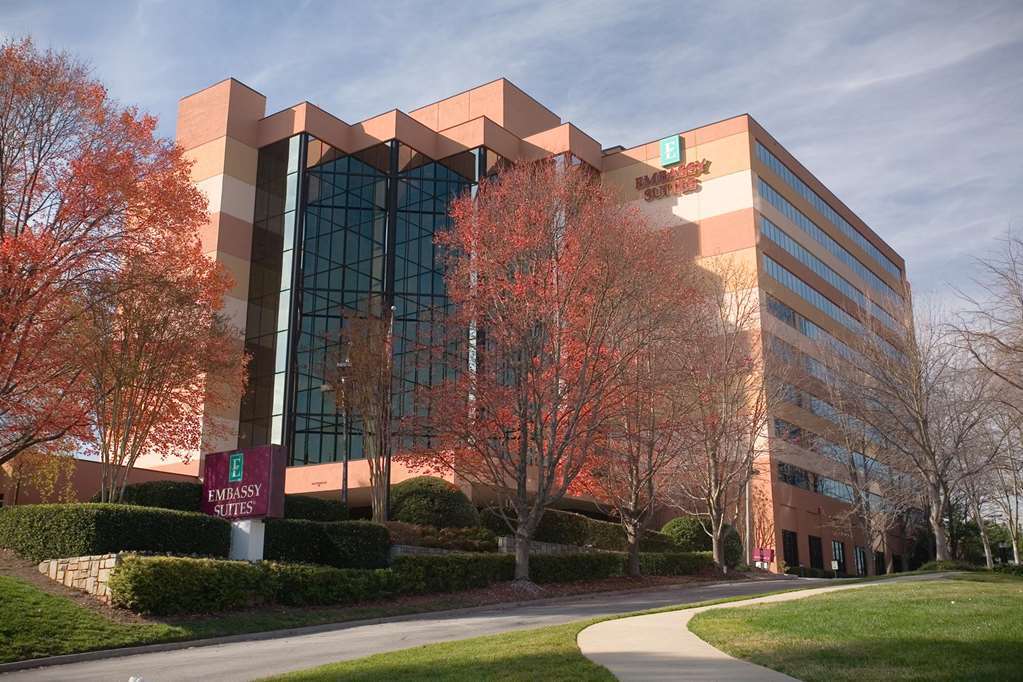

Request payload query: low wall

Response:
[497,536,611,555]
[389,543,458,559]
[38,553,122,603]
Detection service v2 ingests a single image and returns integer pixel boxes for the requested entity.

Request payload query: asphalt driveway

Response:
[3,576,813,682]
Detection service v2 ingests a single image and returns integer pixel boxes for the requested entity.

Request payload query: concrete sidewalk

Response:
[577,573,947,681]
[1,576,810,682]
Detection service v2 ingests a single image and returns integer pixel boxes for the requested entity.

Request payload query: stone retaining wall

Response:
[389,543,458,558]
[497,536,612,555]
[38,553,122,603]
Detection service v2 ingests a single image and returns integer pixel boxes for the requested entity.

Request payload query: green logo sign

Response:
[228,452,244,482]
[659,134,682,166]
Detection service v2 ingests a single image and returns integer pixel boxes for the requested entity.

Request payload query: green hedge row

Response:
[994,564,1023,577]
[918,559,979,572]
[91,481,349,521]
[263,519,390,569]
[639,551,715,576]
[784,565,837,578]
[481,508,675,553]
[385,521,498,552]
[0,504,230,561]
[108,549,716,615]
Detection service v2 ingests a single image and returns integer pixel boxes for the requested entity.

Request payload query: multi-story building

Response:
[156,77,910,573]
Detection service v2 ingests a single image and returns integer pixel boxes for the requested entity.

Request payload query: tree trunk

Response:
[514,527,531,581]
[929,494,950,561]
[625,522,641,578]
[711,522,726,573]
[1012,533,1020,565]
[971,498,994,569]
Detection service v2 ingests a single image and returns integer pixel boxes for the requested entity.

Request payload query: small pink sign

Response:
[201,445,287,520]
[753,547,776,563]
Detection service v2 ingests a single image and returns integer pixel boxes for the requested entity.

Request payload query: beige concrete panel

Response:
[201,413,240,456]
[258,106,303,148]
[602,115,751,171]
[437,117,522,162]
[185,136,258,186]
[668,169,754,224]
[176,79,266,150]
[301,103,354,153]
[196,174,256,224]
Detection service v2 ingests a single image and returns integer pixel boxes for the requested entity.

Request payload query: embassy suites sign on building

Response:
[634,133,711,201]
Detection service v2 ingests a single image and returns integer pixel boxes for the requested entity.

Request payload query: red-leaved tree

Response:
[0,38,209,467]
[79,229,245,502]
[404,159,684,581]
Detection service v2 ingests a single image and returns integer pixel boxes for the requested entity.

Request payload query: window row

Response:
[763,255,864,334]
[756,142,902,279]
[761,216,899,332]
[758,177,902,305]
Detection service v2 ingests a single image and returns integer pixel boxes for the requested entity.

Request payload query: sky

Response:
[2,0,1021,301]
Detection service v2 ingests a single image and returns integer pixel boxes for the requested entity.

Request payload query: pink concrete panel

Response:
[176,79,266,151]
[499,79,562,137]
[198,212,254,262]
[438,92,472,131]
[1,458,197,505]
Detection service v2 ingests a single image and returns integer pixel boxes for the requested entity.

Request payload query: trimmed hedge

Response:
[784,565,836,578]
[390,477,479,528]
[90,480,202,511]
[264,519,390,569]
[94,481,348,522]
[0,503,230,561]
[108,555,402,615]
[918,559,979,572]
[994,564,1023,577]
[109,546,719,615]
[391,554,515,593]
[639,551,715,576]
[482,507,675,553]
[529,552,624,583]
[385,522,498,552]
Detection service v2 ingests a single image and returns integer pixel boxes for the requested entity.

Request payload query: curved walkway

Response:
[577,573,947,681]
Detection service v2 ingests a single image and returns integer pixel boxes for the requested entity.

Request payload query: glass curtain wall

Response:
[240,133,500,466]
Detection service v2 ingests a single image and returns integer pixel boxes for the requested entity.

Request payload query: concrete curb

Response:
[0,574,804,675]
[577,572,952,681]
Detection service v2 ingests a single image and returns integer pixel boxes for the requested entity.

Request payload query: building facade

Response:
[163,77,911,573]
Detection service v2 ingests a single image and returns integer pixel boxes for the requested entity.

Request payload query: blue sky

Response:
[3,0,1021,300]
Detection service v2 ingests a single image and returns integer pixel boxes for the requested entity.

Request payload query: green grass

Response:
[261,589,810,682]
[689,573,1023,682]
[0,575,178,663]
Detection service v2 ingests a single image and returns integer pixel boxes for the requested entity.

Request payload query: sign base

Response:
[229,519,265,561]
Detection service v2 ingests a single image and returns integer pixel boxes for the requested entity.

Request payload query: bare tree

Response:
[320,295,395,523]
[663,258,782,569]
[843,305,994,561]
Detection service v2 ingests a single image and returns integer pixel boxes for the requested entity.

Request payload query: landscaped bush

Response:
[389,477,479,528]
[529,552,624,583]
[391,554,515,593]
[638,551,715,576]
[0,503,230,561]
[918,559,979,572]
[282,495,349,522]
[109,555,268,614]
[784,565,835,578]
[385,521,498,552]
[264,519,390,569]
[993,564,1023,577]
[265,563,401,607]
[95,481,348,521]
[661,517,712,551]
[90,480,202,511]
[534,509,591,546]
[660,517,742,566]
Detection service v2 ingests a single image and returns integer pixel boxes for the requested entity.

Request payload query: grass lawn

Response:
[0,575,178,663]
[689,573,1023,682]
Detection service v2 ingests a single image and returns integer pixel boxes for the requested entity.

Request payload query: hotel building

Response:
[154,77,911,574]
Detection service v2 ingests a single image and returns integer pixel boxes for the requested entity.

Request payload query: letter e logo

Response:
[228,452,244,482]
